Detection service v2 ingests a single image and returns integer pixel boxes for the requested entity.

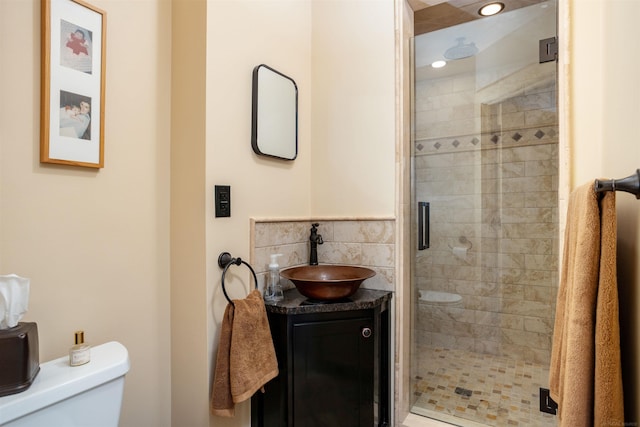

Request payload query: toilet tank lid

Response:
[0,341,130,424]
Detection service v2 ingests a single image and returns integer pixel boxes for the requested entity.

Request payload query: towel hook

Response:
[218,252,258,307]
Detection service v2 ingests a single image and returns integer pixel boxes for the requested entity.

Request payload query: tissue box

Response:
[0,322,40,397]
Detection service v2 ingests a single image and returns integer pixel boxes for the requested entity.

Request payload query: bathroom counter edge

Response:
[264,288,392,315]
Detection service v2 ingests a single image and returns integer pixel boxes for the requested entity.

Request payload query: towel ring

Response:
[218,252,258,307]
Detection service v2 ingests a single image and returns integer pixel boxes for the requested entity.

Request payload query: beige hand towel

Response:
[549,183,624,426]
[211,289,279,417]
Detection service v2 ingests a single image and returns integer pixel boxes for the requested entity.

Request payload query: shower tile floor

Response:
[411,347,556,426]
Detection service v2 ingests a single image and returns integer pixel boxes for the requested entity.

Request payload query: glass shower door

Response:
[410,1,558,426]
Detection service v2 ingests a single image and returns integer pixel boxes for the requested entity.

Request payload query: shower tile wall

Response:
[414,62,558,364]
[251,219,395,293]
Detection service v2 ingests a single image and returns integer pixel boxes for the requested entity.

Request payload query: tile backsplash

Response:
[251,218,395,294]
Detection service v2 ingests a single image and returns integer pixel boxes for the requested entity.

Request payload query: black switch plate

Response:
[539,387,557,415]
[215,185,231,217]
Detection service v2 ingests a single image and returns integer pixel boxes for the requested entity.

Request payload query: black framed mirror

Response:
[251,64,298,160]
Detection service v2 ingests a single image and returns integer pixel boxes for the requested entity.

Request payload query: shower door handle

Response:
[418,202,429,250]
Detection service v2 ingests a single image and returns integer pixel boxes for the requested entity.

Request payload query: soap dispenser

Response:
[265,254,284,302]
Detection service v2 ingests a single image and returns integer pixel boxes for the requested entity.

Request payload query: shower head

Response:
[444,37,479,60]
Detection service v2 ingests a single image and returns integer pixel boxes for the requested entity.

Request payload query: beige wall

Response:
[310,0,396,217]
[569,0,640,422]
[0,1,172,426]
[203,2,313,425]
[171,0,209,425]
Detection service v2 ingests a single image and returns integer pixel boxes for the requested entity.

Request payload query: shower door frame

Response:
[394,0,571,424]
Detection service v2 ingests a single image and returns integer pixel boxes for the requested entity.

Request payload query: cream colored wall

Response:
[0,1,171,427]
[204,1,313,425]
[171,0,209,426]
[310,0,397,217]
[569,0,640,422]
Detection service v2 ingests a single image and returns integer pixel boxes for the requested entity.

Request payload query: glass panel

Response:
[410,1,558,426]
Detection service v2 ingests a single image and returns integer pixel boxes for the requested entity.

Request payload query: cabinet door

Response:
[292,317,374,427]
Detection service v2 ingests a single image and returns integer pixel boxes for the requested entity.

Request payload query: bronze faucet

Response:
[309,223,323,265]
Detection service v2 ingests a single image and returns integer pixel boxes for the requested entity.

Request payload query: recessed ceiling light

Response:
[478,2,505,16]
[431,60,447,69]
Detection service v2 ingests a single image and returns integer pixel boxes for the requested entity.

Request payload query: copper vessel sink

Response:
[280,265,376,301]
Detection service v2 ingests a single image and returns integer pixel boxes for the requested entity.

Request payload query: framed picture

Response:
[41,0,106,168]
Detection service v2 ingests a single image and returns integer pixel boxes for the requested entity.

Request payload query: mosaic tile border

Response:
[415,126,558,156]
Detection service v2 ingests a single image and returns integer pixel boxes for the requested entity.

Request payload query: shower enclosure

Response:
[410,1,559,425]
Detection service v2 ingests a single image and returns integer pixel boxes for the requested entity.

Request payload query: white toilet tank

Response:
[0,341,130,427]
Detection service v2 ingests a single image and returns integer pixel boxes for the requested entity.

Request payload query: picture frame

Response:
[41,0,106,168]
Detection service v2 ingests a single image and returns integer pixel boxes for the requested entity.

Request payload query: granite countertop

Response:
[264,288,392,315]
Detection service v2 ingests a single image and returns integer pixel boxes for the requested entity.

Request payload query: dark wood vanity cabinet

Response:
[252,289,391,427]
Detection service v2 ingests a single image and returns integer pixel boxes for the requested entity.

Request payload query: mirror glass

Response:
[252,64,298,160]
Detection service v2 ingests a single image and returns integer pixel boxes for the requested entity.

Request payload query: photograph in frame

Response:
[41,0,106,168]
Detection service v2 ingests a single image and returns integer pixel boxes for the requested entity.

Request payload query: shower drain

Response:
[454,386,473,397]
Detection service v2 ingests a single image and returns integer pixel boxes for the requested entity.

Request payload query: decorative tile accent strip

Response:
[414,126,559,156]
